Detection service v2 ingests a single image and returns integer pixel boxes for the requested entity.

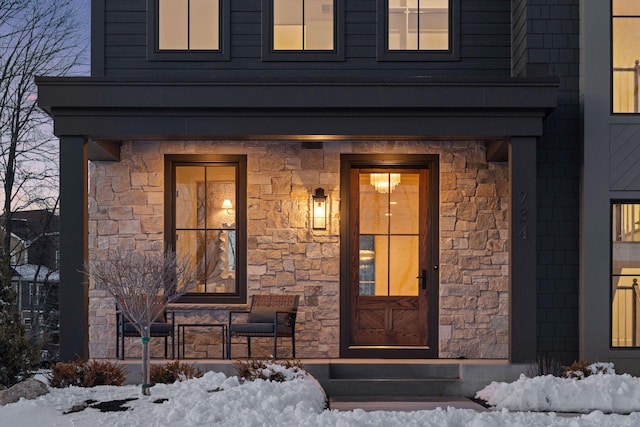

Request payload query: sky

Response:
[2,364,640,426]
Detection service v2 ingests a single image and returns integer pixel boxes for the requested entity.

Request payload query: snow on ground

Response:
[3,367,640,426]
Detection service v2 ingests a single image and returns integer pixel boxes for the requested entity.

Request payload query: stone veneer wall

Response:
[88,140,509,359]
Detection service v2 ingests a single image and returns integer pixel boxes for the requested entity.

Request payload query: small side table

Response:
[177,323,227,359]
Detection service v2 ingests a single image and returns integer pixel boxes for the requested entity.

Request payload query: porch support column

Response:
[59,136,89,361]
[509,137,537,363]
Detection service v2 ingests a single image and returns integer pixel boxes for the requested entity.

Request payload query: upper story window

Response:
[612,1,640,113]
[148,0,230,61]
[262,0,344,61]
[159,0,219,50]
[377,0,459,61]
[165,155,247,304]
[612,202,640,347]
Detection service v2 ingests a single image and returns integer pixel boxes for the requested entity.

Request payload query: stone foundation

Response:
[88,140,509,359]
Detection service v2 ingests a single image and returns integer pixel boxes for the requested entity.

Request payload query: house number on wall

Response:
[518,190,528,240]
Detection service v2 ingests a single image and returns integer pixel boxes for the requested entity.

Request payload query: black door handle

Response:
[416,269,427,290]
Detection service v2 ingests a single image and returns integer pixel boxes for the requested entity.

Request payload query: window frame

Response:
[611,0,640,114]
[147,0,230,62]
[261,0,345,61]
[376,0,459,62]
[164,154,247,304]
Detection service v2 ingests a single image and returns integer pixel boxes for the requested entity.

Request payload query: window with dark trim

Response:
[612,1,640,113]
[165,155,246,304]
[147,0,230,61]
[611,202,640,347]
[377,0,459,61]
[262,0,344,61]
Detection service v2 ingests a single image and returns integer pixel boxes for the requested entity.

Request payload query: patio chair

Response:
[116,304,175,359]
[228,294,299,359]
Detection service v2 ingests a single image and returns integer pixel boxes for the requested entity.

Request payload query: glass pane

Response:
[613,243,640,273]
[176,230,205,292]
[304,0,333,50]
[373,235,390,295]
[190,0,219,50]
[389,173,419,235]
[359,235,376,295]
[360,174,390,235]
[159,0,189,49]
[206,166,236,229]
[388,0,418,50]
[389,236,419,296]
[418,4,448,50]
[612,18,640,112]
[175,166,205,229]
[612,275,640,346]
[613,203,640,242]
[274,0,303,50]
[205,230,237,293]
[613,0,640,16]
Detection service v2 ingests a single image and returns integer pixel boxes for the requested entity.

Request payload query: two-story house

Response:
[37,0,588,376]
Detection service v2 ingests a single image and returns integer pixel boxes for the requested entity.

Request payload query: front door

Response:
[341,155,439,358]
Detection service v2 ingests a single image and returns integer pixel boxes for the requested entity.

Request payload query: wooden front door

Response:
[342,157,438,358]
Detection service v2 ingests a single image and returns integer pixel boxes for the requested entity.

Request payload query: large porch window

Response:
[612,1,640,113]
[612,202,640,347]
[165,155,246,304]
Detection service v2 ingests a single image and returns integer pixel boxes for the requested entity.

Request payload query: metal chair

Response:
[116,305,175,359]
[228,294,299,359]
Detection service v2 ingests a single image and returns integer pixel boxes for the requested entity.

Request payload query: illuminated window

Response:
[165,155,246,304]
[377,0,457,60]
[272,0,334,50]
[158,0,220,50]
[612,203,640,347]
[387,0,449,51]
[612,1,640,113]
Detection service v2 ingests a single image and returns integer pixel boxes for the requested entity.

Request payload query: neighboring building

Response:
[36,0,588,369]
[9,210,60,362]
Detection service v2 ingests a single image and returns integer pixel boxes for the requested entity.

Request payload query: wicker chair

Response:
[227,294,299,359]
[116,304,175,359]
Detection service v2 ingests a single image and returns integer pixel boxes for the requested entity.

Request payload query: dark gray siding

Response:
[527,0,580,366]
[100,0,512,78]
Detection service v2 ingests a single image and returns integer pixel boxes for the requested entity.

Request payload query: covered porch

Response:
[36,76,558,365]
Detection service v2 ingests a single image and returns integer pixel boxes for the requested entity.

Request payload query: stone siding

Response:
[88,140,509,359]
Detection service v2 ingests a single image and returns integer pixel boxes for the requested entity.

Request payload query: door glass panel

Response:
[389,235,419,296]
[390,173,419,234]
[359,171,419,297]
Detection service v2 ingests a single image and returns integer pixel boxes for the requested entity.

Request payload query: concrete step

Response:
[328,362,460,380]
[329,395,488,412]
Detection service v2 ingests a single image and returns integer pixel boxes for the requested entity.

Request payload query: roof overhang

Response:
[36,76,558,161]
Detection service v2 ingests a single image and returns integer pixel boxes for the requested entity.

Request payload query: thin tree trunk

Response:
[141,328,151,396]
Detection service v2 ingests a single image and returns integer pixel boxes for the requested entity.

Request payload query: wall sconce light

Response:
[222,199,233,213]
[312,188,327,230]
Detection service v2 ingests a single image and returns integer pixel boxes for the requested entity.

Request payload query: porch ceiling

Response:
[37,76,558,153]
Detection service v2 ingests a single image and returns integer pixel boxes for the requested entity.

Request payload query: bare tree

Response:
[0,0,84,386]
[87,250,198,395]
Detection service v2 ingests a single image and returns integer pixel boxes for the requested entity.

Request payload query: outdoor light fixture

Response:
[370,173,401,194]
[312,188,328,230]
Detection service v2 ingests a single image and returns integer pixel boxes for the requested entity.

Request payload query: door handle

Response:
[416,269,427,290]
